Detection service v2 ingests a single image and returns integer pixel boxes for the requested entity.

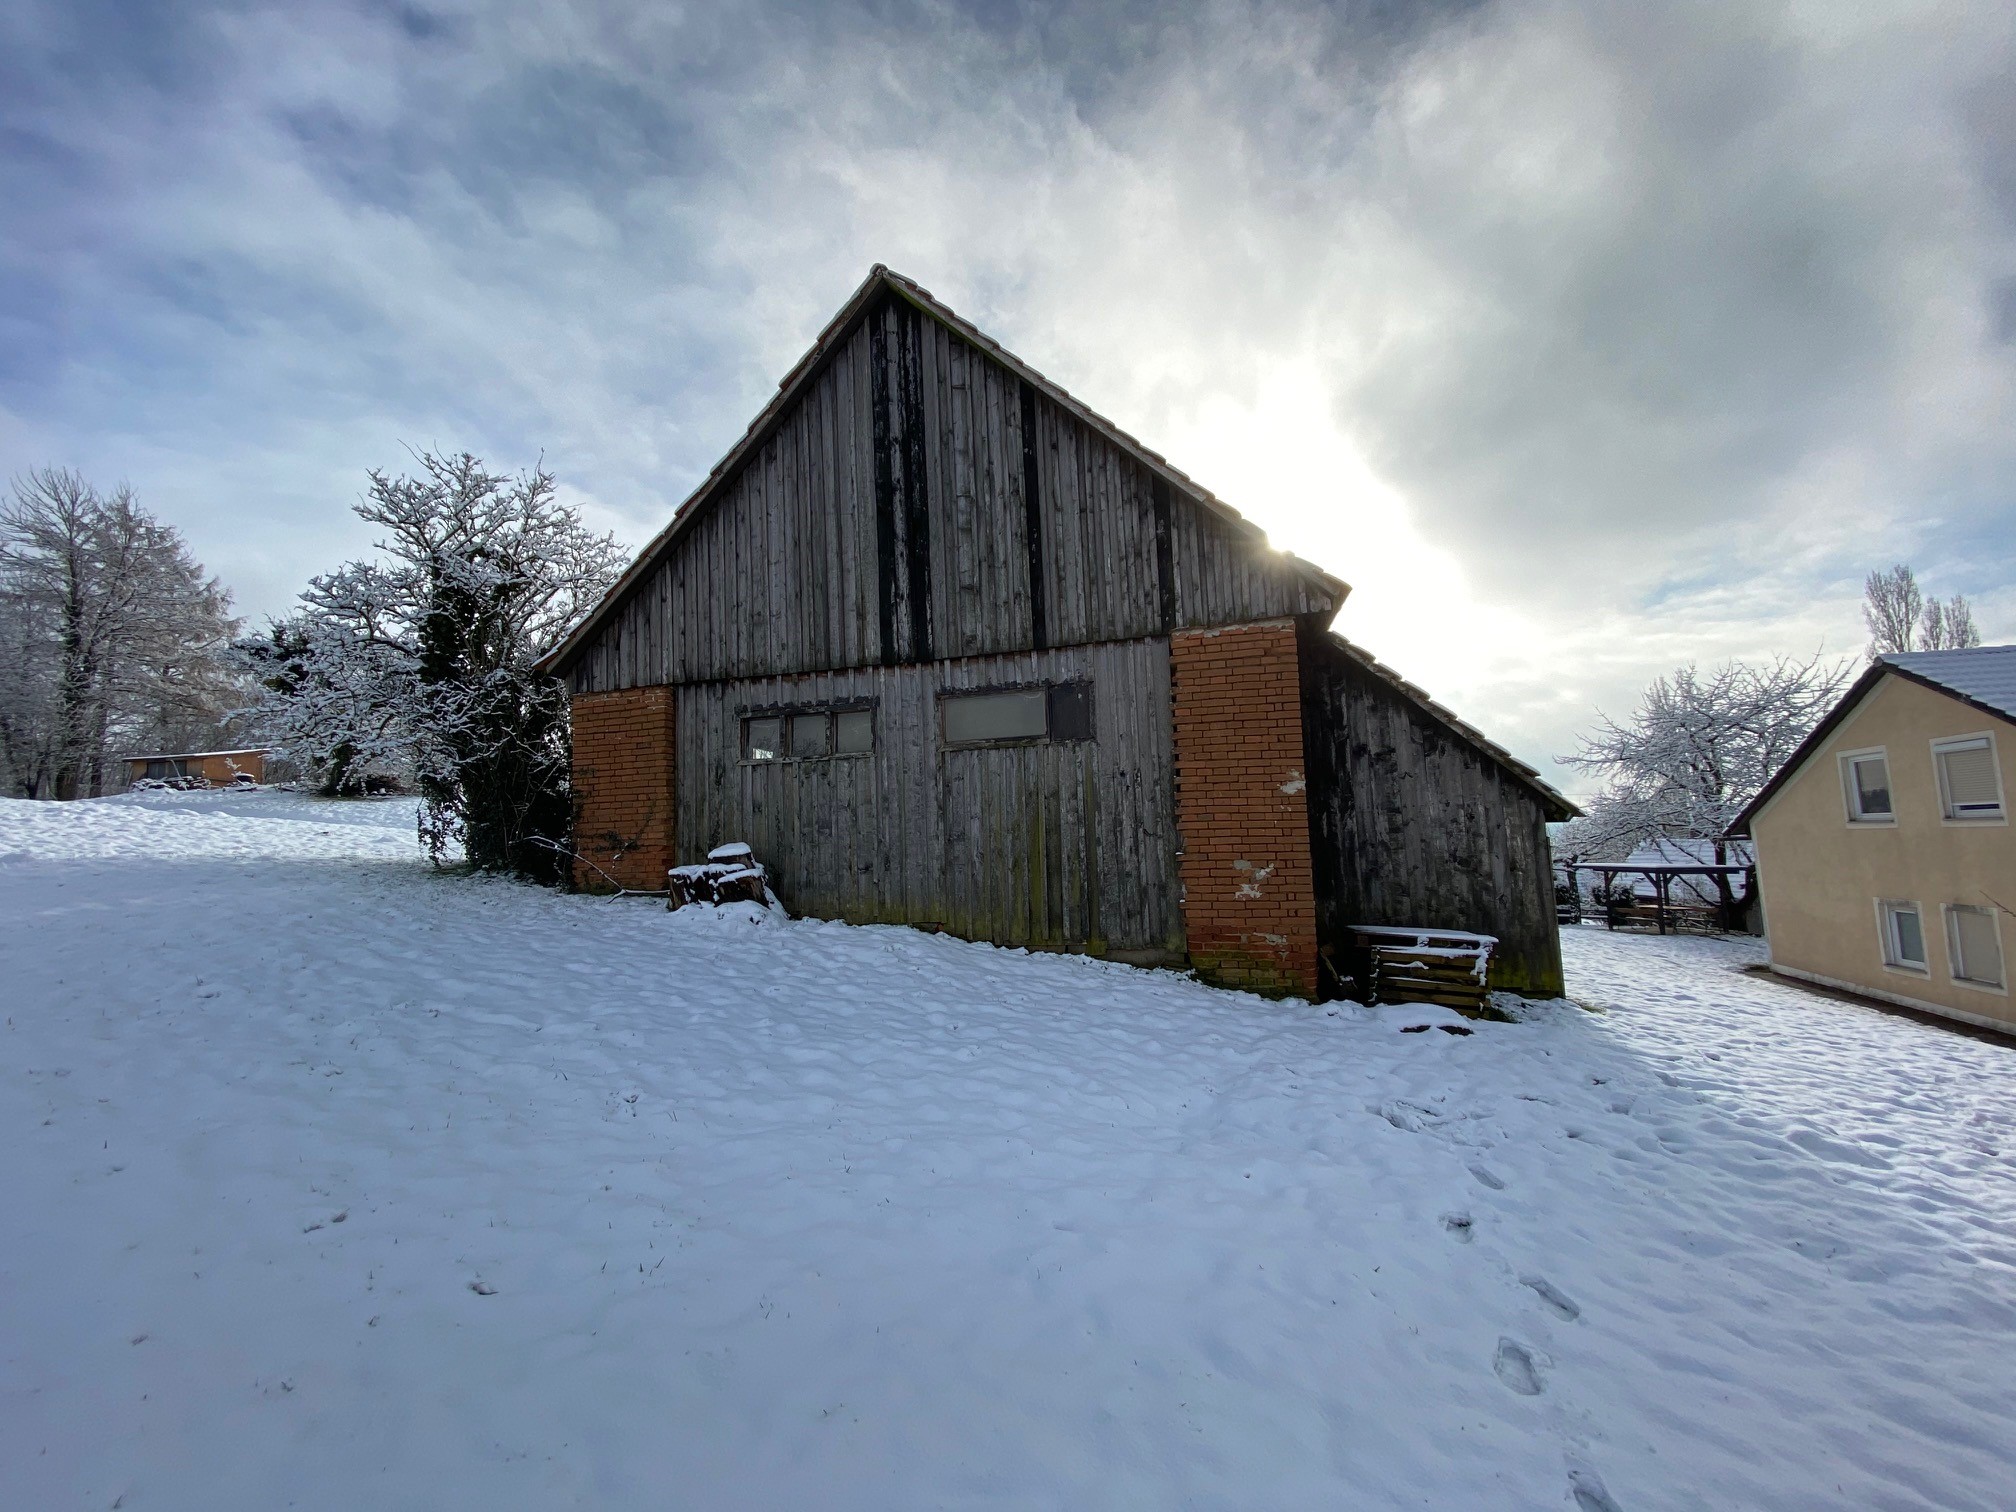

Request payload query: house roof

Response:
[124,748,270,762]
[1879,645,2016,720]
[535,265,1347,674]
[1725,643,2016,837]
[1319,630,1580,822]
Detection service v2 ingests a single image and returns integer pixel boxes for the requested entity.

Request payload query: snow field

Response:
[2,790,2013,1510]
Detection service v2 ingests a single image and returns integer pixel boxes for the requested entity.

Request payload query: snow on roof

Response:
[123,748,270,762]
[1621,838,1752,868]
[1879,645,2016,720]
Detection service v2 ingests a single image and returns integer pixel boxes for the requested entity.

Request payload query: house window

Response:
[1946,905,2006,989]
[1877,900,1928,972]
[1932,736,2004,821]
[1840,750,1892,822]
[741,705,874,763]
[940,681,1094,748]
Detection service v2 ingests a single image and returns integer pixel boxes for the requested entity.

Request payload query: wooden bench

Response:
[1605,901,1720,933]
[1348,925,1496,1014]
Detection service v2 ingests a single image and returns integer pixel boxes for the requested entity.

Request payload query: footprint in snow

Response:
[1569,1467,1625,1511]
[1493,1337,1546,1395]
[1441,1211,1474,1243]
[1520,1275,1581,1320]
[1469,1164,1507,1191]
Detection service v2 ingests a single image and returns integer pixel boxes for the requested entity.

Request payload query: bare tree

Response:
[1918,593,1980,653]
[1863,563,1981,658]
[242,450,623,879]
[0,469,243,798]
[1558,651,1854,926]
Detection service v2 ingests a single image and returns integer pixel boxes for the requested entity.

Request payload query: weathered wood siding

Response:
[675,639,1183,957]
[1297,629,1563,995]
[570,294,1331,693]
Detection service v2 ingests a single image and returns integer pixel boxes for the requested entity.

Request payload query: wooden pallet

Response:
[1350,925,1496,1014]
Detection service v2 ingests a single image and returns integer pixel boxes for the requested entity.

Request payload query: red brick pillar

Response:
[569,686,677,892]
[1170,621,1319,997]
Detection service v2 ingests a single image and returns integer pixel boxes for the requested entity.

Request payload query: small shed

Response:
[538,267,1576,998]
[124,748,269,788]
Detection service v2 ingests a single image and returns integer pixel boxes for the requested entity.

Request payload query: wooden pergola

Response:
[1559,862,1755,935]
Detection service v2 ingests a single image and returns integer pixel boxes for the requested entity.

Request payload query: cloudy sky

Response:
[5,0,2013,794]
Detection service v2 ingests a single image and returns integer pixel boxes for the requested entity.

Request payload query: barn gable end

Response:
[552,272,1341,693]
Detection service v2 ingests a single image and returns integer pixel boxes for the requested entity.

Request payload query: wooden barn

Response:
[537,267,1575,998]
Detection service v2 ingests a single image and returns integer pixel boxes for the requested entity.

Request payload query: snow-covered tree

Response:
[1863,563,1980,659]
[243,450,623,880]
[1557,652,1853,925]
[0,468,243,798]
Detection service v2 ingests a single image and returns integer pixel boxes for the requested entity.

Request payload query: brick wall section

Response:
[569,685,677,893]
[1170,620,1320,997]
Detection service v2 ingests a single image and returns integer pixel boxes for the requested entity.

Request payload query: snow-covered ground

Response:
[3,790,2012,1512]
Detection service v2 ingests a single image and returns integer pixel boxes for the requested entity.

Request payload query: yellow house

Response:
[1728,646,2015,1035]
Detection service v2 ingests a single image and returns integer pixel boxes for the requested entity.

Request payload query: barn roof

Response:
[1316,631,1579,822]
[535,265,1346,674]
[1725,643,2016,837]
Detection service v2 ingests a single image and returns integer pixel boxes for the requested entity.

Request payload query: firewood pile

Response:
[667,842,778,911]
[1348,925,1496,1014]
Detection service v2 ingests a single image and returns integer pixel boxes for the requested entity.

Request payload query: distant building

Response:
[538,267,1576,997]
[124,748,269,788]
[1729,646,2014,1034]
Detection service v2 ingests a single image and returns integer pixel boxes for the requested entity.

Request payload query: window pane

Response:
[1852,757,1891,816]
[790,712,831,759]
[835,708,874,754]
[943,688,1047,744]
[1953,906,2004,986]
[1890,906,1926,967]
[1048,681,1094,742]
[1938,743,2001,814]
[745,717,782,761]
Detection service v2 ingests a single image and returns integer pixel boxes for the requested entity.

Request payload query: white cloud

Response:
[3,0,2012,792]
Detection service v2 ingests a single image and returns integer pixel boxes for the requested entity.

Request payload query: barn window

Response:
[835,709,874,755]
[940,681,1094,747]
[790,711,831,759]
[741,705,874,763]
[744,717,783,761]
[1932,735,2003,821]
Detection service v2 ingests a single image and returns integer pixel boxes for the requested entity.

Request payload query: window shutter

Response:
[1951,907,2005,987]
[1939,743,2001,814]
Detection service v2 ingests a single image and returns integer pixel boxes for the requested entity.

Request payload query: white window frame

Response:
[1873,898,1930,975]
[1943,904,2008,994]
[1930,732,2006,825]
[1837,747,1895,825]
